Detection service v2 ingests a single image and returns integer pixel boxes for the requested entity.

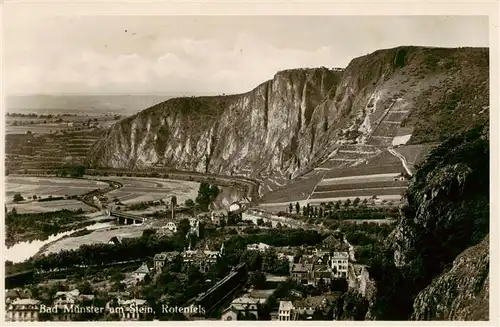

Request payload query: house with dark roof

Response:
[5,289,28,306]
[132,263,150,282]
[292,294,338,320]
[153,251,180,274]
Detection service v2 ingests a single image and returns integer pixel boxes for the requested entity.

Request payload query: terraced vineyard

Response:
[5,130,103,172]
[257,170,326,204]
[257,142,410,211]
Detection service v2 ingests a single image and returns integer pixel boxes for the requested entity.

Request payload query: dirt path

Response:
[387,146,413,176]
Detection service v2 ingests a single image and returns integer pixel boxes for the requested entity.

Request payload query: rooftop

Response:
[11,299,40,306]
[279,301,294,312]
[134,262,150,274]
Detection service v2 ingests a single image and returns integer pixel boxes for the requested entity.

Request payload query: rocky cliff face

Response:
[87,46,489,188]
[372,127,489,320]
[411,235,489,320]
[390,127,489,268]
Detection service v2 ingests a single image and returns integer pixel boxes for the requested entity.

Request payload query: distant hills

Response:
[6,94,181,116]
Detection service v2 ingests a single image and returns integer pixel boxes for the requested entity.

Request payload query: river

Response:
[3,221,114,263]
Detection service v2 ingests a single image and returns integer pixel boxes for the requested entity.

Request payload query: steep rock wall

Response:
[87,46,489,188]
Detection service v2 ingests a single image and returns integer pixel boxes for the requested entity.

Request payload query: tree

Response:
[344,199,352,207]
[289,203,293,213]
[171,196,177,207]
[334,201,341,210]
[353,197,361,207]
[249,271,267,289]
[142,229,157,238]
[77,281,94,295]
[185,199,195,208]
[13,193,24,203]
[195,183,219,211]
[177,219,191,239]
[295,202,300,214]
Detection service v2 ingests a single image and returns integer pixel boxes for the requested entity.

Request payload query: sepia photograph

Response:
[1,4,495,323]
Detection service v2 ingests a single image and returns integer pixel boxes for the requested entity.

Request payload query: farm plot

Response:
[314,180,408,192]
[324,163,404,180]
[6,199,96,214]
[364,150,402,166]
[106,177,200,205]
[366,137,392,146]
[385,112,408,121]
[371,122,400,137]
[309,187,406,200]
[319,173,401,186]
[257,170,326,204]
[316,159,353,170]
[5,177,108,202]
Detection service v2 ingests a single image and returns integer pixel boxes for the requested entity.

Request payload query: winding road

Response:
[387,146,413,177]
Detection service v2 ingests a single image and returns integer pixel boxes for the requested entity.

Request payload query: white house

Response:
[132,262,150,282]
[330,252,349,278]
[118,299,149,321]
[164,221,177,233]
[246,242,271,252]
[6,299,41,322]
[278,301,294,321]
[221,296,262,321]
[229,202,241,212]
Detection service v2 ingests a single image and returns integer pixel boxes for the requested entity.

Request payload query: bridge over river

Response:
[107,209,146,225]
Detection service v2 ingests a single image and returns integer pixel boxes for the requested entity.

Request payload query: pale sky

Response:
[3,15,489,95]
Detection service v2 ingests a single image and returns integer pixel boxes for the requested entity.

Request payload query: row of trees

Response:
[288,200,396,220]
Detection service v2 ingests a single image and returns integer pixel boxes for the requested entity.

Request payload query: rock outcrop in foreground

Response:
[368,127,489,321]
[411,235,489,320]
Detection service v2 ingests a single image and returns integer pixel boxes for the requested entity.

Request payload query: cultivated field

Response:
[309,187,406,200]
[6,199,96,214]
[318,173,401,186]
[314,180,408,192]
[6,176,108,204]
[257,144,408,209]
[257,170,326,204]
[42,220,174,255]
[105,177,200,205]
[324,163,404,179]
[5,130,103,172]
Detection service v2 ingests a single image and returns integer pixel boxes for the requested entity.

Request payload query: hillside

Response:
[86,46,489,203]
